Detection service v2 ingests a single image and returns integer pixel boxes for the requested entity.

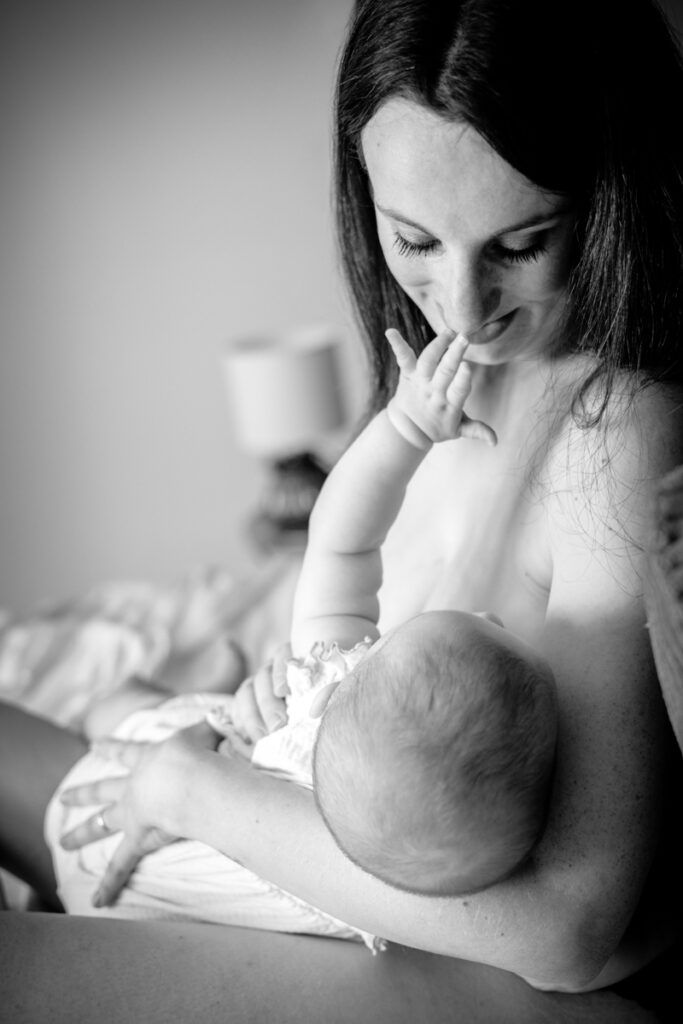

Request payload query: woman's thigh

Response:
[0,914,661,1024]
[0,701,87,903]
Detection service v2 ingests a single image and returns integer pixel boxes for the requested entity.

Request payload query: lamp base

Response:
[248,452,328,553]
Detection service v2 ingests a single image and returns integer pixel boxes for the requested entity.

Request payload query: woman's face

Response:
[361,97,575,365]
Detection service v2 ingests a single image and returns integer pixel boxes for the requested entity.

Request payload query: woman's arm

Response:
[61,390,681,990]
[142,713,615,988]
[147,392,683,988]
[59,567,659,986]
[645,465,683,752]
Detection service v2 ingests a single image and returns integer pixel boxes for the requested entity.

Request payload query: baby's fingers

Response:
[270,642,292,698]
[385,328,416,374]
[444,358,473,409]
[434,336,470,396]
[420,329,459,378]
[252,660,287,733]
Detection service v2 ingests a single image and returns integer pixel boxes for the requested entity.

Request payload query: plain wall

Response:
[0,0,359,613]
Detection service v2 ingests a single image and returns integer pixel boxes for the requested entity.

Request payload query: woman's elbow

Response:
[521,904,626,992]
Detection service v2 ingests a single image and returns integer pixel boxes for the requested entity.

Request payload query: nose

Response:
[433,254,499,336]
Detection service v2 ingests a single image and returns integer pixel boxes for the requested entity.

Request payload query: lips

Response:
[469,308,517,345]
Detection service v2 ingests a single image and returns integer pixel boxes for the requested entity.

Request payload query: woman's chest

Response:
[377,439,552,644]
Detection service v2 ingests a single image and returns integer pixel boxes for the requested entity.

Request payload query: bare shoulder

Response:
[609,378,683,472]
[542,376,683,569]
[527,375,683,976]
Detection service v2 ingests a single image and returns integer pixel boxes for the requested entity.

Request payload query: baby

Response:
[50,329,557,943]
[288,327,557,896]
[312,609,556,896]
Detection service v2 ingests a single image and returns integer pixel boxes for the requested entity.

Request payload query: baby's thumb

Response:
[459,416,497,447]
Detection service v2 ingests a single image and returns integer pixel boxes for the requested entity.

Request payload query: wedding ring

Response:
[95,810,112,836]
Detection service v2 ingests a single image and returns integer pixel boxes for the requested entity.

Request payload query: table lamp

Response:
[221,324,348,551]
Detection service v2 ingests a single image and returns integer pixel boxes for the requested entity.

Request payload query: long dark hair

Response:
[334,0,683,421]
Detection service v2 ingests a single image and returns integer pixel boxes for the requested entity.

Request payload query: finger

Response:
[271,642,292,698]
[431,335,468,392]
[417,329,456,378]
[385,328,416,374]
[91,835,143,908]
[216,727,254,760]
[90,737,150,769]
[252,660,287,733]
[60,775,127,809]
[231,676,269,741]
[60,803,121,852]
[458,415,498,447]
[444,358,473,408]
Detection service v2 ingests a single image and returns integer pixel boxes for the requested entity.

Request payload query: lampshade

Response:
[221,324,347,458]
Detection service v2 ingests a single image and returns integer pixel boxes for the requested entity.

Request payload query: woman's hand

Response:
[385,327,497,447]
[59,722,219,907]
[227,643,290,744]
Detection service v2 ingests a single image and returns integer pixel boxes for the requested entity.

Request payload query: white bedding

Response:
[0,555,302,729]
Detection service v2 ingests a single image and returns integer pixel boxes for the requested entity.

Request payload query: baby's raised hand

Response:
[385,328,497,447]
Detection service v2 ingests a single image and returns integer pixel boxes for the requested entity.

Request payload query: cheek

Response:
[376,219,441,300]
[532,231,575,297]
[384,254,429,294]
[517,251,571,301]
[376,224,422,290]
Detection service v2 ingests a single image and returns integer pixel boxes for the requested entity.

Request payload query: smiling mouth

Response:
[469,309,517,345]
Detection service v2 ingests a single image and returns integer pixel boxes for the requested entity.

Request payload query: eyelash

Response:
[392,233,548,265]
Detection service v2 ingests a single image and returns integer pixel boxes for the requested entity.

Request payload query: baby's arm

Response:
[291,330,495,654]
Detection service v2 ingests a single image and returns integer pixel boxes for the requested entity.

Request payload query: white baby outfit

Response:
[45,640,384,950]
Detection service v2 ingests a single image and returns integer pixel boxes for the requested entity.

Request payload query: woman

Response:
[2,0,683,1005]
[647,465,683,753]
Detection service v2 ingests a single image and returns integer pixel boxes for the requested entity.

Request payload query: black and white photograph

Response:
[2,2,683,1021]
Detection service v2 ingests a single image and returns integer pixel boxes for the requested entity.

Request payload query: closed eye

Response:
[393,233,440,259]
[394,231,549,265]
[490,238,548,265]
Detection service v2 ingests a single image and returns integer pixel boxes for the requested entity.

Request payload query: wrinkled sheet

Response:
[0,555,302,730]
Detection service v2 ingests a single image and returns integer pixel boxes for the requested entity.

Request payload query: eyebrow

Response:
[375,203,571,237]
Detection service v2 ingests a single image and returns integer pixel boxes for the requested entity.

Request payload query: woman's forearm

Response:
[168,747,600,989]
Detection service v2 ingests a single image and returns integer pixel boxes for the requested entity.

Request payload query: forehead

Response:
[360,97,561,237]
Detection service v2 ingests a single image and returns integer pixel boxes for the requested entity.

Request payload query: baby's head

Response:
[312,610,558,896]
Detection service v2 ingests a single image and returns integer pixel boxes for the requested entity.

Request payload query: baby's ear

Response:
[309,681,340,718]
